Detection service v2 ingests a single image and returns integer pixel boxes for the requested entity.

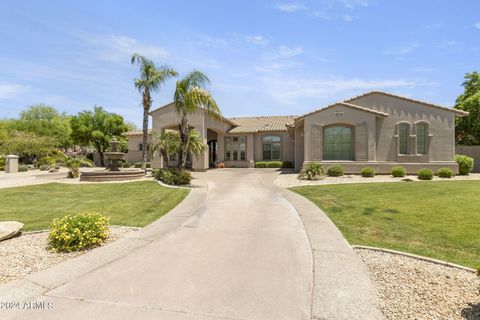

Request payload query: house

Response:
[126,91,468,174]
[123,129,153,164]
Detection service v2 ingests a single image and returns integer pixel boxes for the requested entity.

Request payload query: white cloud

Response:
[194,36,228,48]
[384,43,420,55]
[266,45,303,60]
[245,35,269,46]
[274,3,307,12]
[0,83,28,99]
[83,34,169,62]
[340,0,373,9]
[474,22,480,29]
[435,41,461,51]
[254,61,299,73]
[261,76,426,104]
[343,14,354,22]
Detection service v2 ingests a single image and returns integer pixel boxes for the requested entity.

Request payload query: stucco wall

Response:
[456,145,480,172]
[253,131,294,162]
[126,135,152,164]
[349,93,457,162]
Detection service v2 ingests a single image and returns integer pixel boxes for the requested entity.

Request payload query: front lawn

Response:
[291,181,480,268]
[0,181,189,231]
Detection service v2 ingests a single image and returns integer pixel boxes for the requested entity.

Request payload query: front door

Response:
[208,140,218,167]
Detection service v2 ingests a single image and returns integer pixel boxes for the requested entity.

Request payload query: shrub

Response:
[255,161,293,168]
[153,168,192,185]
[134,162,151,168]
[39,164,50,171]
[437,167,453,178]
[0,155,5,171]
[122,161,132,168]
[417,168,433,180]
[327,165,344,177]
[299,163,324,180]
[18,164,28,172]
[391,166,406,177]
[361,167,375,178]
[455,155,474,175]
[48,212,109,253]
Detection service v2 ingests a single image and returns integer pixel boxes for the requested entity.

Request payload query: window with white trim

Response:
[225,136,246,161]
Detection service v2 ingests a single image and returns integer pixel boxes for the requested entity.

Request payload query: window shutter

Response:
[355,122,368,161]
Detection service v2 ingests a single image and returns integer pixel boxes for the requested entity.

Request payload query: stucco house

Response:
[124,91,468,173]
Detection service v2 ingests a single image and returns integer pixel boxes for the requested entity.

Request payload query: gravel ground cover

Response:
[356,248,480,320]
[0,226,136,284]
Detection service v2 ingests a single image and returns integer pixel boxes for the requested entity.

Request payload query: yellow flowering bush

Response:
[48,212,110,252]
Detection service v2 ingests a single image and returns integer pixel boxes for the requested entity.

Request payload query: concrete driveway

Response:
[2,169,383,319]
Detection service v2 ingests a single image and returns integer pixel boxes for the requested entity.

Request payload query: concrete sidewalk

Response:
[0,169,383,319]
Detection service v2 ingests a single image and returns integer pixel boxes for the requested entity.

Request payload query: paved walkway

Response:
[0,169,69,189]
[0,169,383,319]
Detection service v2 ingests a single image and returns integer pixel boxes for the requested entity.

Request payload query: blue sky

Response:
[0,0,479,126]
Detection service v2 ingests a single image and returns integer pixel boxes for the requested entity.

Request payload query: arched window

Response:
[263,136,281,160]
[398,123,409,155]
[323,126,353,160]
[416,123,428,155]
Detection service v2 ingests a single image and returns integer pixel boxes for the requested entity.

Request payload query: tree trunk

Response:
[141,90,151,174]
[178,114,189,168]
[98,150,105,167]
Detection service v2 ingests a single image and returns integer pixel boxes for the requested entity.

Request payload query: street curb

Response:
[352,245,476,273]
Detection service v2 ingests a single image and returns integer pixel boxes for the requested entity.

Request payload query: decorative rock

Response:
[0,221,24,241]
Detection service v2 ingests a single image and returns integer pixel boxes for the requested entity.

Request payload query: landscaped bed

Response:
[0,181,189,231]
[291,181,480,268]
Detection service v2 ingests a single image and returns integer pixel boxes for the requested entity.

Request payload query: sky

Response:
[0,0,479,127]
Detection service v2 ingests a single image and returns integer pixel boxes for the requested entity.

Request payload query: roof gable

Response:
[345,91,469,117]
[296,102,388,120]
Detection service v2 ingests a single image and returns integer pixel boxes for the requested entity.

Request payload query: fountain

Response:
[80,140,145,182]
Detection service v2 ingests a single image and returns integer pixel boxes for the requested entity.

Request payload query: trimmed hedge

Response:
[18,164,28,172]
[134,162,151,169]
[255,161,293,168]
[361,167,375,178]
[437,167,453,178]
[299,163,324,180]
[391,166,406,177]
[327,165,344,177]
[0,155,5,171]
[455,155,474,175]
[122,161,132,168]
[153,168,191,185]
[417,168,433,180]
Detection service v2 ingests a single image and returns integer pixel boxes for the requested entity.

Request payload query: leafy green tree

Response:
[173,71,220,168]
[455,71,480,145]
[70,106,128,166]
[150,129,206,166]
[0,131,56,163]
[11,104,72,149]
[131,53,178,173]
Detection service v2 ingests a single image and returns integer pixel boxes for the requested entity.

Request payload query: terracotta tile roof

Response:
[296,102,389,120]
[123,129,153,136]
[345,90,469,117]
[227,115,296,134]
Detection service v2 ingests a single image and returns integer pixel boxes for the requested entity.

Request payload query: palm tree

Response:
[149,129,206,167]
[131,53,178,173]
[173,71,220,168]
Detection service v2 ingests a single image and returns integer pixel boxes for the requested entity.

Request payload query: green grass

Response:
[0,181,189,231]
[291,181,480,268]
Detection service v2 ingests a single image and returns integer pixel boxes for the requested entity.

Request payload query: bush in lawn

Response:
[18,164,28,172]
[153,168,191,185]
[437,167,453,178]
[417,168,433,180]
[327,165,344,177]
[122,161,132,168]
[299,163,324,180]
[455,155,474,175]
[361,167,375,178]
[39,164,50,171]
[0,155,5,171]
[391,166,406,177]
[48,212,109,253]
[134,162,151,168]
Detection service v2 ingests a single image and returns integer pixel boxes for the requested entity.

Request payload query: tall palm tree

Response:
[131,53,178,173]
[173,71,220,168]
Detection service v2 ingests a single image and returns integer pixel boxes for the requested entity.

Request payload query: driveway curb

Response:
[279,188,385,320]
